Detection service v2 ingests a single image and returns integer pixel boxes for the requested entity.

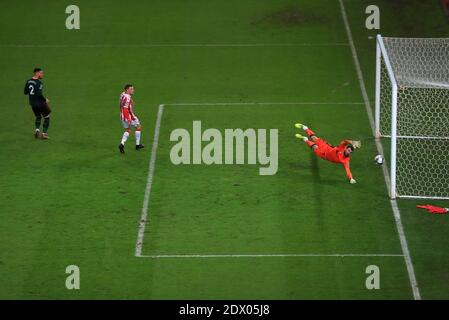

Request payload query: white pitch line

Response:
[0,43,349,48]
[135,104,164,257]
[339,0,421,300]
[168,102,365,106]
[138,253,405,259]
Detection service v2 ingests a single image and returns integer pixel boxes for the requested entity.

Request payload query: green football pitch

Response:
[1,0,448,299]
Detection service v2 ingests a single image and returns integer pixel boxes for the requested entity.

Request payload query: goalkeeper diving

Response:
[295,123,361,184]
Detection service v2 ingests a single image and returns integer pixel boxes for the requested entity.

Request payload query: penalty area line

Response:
[133,101,364,258]
[133,101,358,257]
[135,104,164,257]
[0,43,350,48]
[138,253,405,259]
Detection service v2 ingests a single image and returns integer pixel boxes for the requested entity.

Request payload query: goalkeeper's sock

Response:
[121,131,129,145]
[305,128,315,137]
[135,129,141,145]
[43,117,50,133]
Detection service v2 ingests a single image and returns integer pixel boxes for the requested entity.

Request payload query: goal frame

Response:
[375,34,399,199]
[374,34,449,200]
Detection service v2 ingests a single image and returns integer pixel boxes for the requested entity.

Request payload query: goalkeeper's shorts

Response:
[313,138,333,159]
[314,138,334,148]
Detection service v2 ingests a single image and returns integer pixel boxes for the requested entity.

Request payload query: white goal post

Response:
[375,35,449,200]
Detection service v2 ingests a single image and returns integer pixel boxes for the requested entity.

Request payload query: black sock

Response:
[35,117,42,130]
[43,117,50,133]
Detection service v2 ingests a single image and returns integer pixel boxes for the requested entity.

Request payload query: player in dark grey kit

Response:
[24,68,51,139]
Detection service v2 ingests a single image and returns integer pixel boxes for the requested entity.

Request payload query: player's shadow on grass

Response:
[286,160,341,186]
[310,154,324,226]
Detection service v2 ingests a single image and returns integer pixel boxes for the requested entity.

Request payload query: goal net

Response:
[375,35,449,199]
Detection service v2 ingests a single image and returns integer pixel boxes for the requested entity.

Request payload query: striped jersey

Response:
[119,92,136,122]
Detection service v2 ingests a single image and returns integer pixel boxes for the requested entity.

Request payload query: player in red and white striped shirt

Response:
[118,84,144,153]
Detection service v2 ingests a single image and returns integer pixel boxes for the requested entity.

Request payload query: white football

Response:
[374,154,384,165]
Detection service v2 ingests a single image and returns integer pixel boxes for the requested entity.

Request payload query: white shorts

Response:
[122,117,140,129]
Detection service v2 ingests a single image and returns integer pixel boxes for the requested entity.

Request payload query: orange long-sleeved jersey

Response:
[313,139,353,180]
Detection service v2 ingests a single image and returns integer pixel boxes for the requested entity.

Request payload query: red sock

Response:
[305,128,315,137]
[306,140,314,148]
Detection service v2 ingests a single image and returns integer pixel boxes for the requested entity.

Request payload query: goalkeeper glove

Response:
[416,205,448,214]
[352,140,361,149]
